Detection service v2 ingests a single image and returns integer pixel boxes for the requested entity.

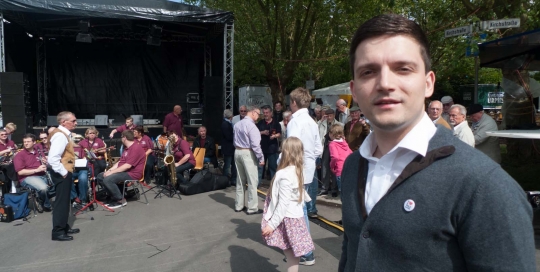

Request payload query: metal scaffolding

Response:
[223,23,234,110]
[36,40,48,125]
[204,45,212,77]
[0,13,5,72]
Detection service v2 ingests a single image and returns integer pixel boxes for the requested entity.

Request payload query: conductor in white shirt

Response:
[48,111,80,241]
[286,87,323,265]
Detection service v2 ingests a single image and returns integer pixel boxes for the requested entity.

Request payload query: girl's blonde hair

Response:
[268,137,304,203]
[330,123,344,139]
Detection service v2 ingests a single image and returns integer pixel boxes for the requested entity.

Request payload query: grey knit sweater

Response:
[339,126,535,272]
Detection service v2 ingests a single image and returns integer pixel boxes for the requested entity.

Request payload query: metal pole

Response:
[0,12,5,72]
[474,56,479,104]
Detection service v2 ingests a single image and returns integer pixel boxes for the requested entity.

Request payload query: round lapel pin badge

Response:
[404,199,415,212]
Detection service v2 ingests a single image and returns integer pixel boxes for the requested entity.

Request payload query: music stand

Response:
[75,164,114,215]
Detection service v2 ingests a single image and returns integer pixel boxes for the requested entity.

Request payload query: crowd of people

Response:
[0,13,535,271]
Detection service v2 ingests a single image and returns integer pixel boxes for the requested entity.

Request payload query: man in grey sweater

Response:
[340,14,534,272]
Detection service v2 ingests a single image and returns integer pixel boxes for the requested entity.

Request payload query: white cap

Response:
[441,96,453,104]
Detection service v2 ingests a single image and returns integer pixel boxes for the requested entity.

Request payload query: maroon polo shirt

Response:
[136,135,154,155]
[34,142,49,155]
[116,124,135,133]
[80,138,106,158]
[173,138,195,166]
[0,140,16,151]
[118,142,146,180]
[73,145,85,159]
[13,148,45,182]
[163,112,183,138]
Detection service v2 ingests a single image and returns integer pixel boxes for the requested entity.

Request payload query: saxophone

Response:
[163,136,177,187]
[104,136,114,170]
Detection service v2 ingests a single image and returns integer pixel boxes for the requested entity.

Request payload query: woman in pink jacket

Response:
[328,124,352,195]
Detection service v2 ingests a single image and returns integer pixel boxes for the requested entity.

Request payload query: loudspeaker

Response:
[0,73,31,143]
[203,77,224,143]
[94,115,108,127]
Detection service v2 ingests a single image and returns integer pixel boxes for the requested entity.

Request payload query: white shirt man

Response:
[448,104,474,147]
[335,99,350,124]
[232,105,248,126]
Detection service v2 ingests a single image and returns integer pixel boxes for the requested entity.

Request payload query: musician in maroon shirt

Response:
[167,130,194,186]
[80,127,107,175]
[109,117,135,138]
[13,133,51,212]
[70,134,89,204]
[163,105,183,138]
[0,129,17,157]
[34,131,50,155]
[97,130,145,209]
[133,125,154,184]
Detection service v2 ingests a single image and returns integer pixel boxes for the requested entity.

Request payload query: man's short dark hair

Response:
[274,101,282,107]
[261,105,273,112]
[122,130,135,141]
[23,133,36,141]
[349,14,431,77]
[134,125,145,135]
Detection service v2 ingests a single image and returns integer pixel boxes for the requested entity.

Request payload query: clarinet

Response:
[38,148,54,187]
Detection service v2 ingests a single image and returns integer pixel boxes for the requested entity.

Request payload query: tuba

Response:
[163,136,177,187]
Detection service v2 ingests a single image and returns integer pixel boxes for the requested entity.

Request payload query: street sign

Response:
[444,25,471,38]
[484,18,520,30]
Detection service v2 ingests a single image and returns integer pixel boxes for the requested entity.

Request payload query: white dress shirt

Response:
[264,165,311,230]
[359,113,436,214]
[48,125,71,177]
[287,108,323,184]
[453,121,475,147]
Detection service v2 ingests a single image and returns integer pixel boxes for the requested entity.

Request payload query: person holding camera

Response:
[344,106,370,152]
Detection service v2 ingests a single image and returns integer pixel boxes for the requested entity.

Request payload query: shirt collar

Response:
[292,108,308,118]
[58,125,71,137]
[454,121,468,130]
[360,113,436,159]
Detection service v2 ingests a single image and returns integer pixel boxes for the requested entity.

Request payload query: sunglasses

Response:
[40,137,47,140]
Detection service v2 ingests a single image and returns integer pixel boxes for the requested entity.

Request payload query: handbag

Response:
[0,205,14,222]
[3,192,30,220]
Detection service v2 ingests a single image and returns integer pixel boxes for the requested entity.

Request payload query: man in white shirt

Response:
[48,111,79,241]
[287,87,323,266]
[232,105,248,126]
[335,99,350,124]
[448,104,475,147]
[339,14,533,272]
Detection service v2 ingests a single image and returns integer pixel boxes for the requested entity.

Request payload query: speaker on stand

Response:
[0,72,33,143]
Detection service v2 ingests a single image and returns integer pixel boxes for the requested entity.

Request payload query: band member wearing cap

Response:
[163,105,184,138]
[97,130,146,209]
[0,129,16,156]
[109,116,135,138]
[167,130,195,186]
[48,111,79,241]
[35,131,50,155]
[133,125,155,185]
[13,133,52,212]
[70,134,89,205]
[80,127,106,175]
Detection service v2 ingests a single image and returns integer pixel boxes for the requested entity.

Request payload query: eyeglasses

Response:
[0,134,6,136]
[240,110,247,112]
[448,114,462,118]
[40,137,47,140]
[66,119,77,123]
[428,108,441,111]
[253,111,260,116]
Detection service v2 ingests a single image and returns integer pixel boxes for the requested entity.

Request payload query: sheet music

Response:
[75,158,88,167]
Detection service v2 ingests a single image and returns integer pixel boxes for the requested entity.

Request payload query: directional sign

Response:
[445,25,472,38]
[485,18,520,30]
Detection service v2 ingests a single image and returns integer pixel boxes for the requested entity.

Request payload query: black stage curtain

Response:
[47,41,203,119]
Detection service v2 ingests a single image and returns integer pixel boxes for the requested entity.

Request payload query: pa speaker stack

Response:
[0,72,32,142]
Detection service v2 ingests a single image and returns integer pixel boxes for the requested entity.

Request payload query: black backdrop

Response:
[47,41,203,120]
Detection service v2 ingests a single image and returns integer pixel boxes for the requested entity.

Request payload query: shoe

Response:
[66,228,80,234]
[234,207,245,212]
[43,206,52,212]
[331,192,339,198]
[246,209,263,215]
[308,212,318,219]
[73,197,81,204]
[299,255,315,266]
[317,190,328,196]
[52,234,73,241]
[106,199,126,209]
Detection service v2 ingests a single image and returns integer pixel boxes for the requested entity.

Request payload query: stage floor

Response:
[0,187,342,272]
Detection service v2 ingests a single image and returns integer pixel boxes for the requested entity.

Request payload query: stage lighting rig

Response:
[76,20,93,43]
[147,24,162,46]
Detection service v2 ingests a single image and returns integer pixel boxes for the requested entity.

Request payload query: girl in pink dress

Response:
[261,137,314,272]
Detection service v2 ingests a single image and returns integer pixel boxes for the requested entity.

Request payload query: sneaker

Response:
[317,190,328,196]
[299,255,315,266]
[308,212,318,219]
[43,206,52,212]
[106,199,126,209]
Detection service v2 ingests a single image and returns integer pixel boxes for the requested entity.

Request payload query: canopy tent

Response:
[0,0,234,140]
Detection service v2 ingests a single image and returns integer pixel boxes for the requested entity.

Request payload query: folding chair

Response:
[121,156,149,208]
